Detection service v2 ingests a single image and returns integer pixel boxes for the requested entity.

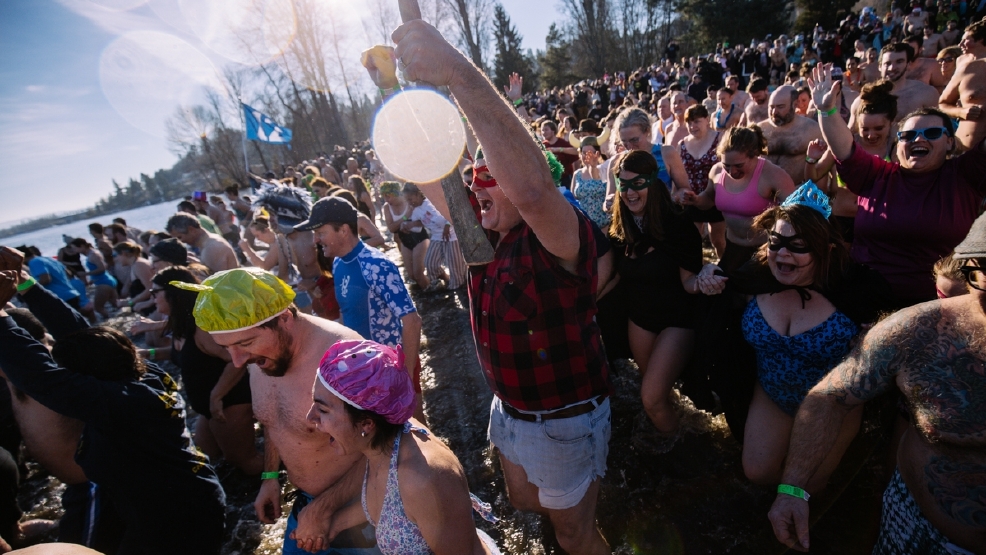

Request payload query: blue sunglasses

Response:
[896,127,949,142]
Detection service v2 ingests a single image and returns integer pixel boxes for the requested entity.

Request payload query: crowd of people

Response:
[1,1,986,554]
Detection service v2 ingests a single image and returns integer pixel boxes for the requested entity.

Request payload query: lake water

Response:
[1,200,184,257]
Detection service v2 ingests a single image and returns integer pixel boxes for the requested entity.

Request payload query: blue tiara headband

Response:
[781,181,831,219]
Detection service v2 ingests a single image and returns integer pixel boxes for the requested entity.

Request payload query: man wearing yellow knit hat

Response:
[175,267,378,554]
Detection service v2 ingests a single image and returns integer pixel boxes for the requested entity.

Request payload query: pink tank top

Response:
[714,157,774,219]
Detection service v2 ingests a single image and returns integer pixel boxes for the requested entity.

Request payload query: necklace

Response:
[632,214,645,229]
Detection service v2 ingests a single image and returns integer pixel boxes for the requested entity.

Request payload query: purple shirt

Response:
[836,142,986,302]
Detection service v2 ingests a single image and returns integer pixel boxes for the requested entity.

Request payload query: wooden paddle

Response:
[396,0,495,266]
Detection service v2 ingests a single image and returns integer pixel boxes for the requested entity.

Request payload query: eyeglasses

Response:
[959,266,986,291]
[937,57,955,64]
[897,127,949,142]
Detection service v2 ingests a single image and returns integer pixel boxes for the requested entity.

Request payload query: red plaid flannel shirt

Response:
[468,206,613,411]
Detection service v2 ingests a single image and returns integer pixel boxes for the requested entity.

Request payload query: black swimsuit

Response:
[173,335,252,419]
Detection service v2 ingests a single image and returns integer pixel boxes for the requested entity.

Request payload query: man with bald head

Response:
[759,85,824,183]
[851,43,940,129]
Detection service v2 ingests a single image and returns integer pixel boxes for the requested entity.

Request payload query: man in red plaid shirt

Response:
[363,19,614,555]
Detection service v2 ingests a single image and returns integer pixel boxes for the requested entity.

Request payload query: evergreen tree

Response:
[538,24,576,90]
[491,4,536,92]
[679,0,793,51]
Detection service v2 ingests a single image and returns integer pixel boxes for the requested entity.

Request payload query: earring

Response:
[361,431,367,438]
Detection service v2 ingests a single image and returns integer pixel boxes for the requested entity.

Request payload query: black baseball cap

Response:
[294,197,358,231]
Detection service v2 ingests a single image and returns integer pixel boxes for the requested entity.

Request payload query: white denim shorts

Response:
[488,396,611,510]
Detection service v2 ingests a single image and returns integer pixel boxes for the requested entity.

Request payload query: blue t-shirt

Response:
[28,256,80,302]
[333,241,417,348]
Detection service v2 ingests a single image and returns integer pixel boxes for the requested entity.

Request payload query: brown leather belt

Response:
[501,396,605,422]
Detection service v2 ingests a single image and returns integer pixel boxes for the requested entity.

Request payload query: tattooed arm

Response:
[768,306,931,551]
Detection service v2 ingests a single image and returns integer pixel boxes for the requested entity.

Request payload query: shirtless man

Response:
[768,215,986,555]
[726,75,751,111]
[942,20,962,47]
[859,47,882,86]
[905,35,949,90]
[851,44,940,128]
[921,26,947,58]
[904,6,929,35]
[664,92,691,146]
[741,77,770,125]
[200,268,373,554]
[760,85,824,183]
[939,20,986,152]
[164,213,239,274]
[770,40,788,85]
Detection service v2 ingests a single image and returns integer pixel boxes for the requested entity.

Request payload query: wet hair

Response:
[609,150,674,244]
[88,223,104,234]
[112,218,127,226]
[752,204,849,290]
[684,105,709,123]
[154,267,200,341]
[718,125,768,158]
[614,107,653,135]
[342,403,404,451]
[112,240,142,257]
[858,79,899,122]
[69,238,91,249]
[968,20,986,43]
[904,34,924,49]
[52,327,146,382]
[747,77,769,94]
[105,223,126,238]
[17,245,40,258]
[899,107,955,137]
[177,201,199,215]
[166,213,201,234]
[8,308,46,342]
[933,252,965,284]
[881,42,915,62]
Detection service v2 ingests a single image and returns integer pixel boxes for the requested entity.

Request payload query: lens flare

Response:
[372,90,467,184]
[99,31,224,137]
[178,0,296,66]
[85,0,148,10]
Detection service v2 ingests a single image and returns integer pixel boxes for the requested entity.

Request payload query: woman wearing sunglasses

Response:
[727,183,892,490]
[809,63,986,308]
[608,150,724,451]
[679,125,796,273]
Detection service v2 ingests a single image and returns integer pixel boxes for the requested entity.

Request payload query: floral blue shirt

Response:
[333,241,416,347]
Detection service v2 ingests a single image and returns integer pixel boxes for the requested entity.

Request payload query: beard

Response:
[258,328,294,377]
[771,110,796,126]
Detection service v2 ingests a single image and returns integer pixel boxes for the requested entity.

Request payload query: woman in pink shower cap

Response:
[308,339,501,555]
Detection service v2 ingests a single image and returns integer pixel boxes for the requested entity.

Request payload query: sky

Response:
[0,0,561,225]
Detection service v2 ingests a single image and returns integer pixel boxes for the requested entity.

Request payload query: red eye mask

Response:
[472,164,498,188]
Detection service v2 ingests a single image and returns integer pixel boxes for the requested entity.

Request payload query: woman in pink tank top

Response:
[680,125,795,273]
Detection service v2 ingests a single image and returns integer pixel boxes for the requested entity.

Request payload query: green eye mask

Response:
[617,172,657,192]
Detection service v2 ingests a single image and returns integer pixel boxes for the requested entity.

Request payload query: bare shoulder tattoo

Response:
[925,456,986,528]
[817,305,943,406]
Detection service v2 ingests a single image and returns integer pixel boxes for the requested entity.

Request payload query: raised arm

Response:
[393,21,580,265]
[808,64,854,161]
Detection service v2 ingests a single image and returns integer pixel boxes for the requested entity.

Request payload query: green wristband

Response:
[778,484,811,501]
[16,276,36,293]
[148,348,156,360]
[379,86,399,97]
[512,98,524,107]
[820,106,838,118]
[261,471,281,480]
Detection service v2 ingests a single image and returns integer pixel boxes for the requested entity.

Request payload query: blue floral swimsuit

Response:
[741,297,858,416]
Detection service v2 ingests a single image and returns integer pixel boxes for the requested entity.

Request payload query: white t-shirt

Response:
[411,199,455,241]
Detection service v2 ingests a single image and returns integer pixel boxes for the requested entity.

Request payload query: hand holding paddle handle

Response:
[397,0,494,266]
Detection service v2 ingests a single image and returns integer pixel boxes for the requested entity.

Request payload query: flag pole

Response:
[239,100,250,184]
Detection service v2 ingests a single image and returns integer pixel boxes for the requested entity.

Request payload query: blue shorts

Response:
[294,290,313,309]
[283,491,381,555]
[488,396,611,510]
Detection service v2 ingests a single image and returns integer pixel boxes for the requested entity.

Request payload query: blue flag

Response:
[242,103,292,145]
